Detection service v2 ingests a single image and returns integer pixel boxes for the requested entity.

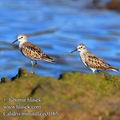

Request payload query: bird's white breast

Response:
[19,41,26,48]
[79,52,87,66]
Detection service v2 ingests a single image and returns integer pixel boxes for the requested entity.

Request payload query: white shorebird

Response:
[71,44,119,73]
[12,34,55,72]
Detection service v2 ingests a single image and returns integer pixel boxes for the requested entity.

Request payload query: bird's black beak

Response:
[12,39,18,44]
[71,48,77,53]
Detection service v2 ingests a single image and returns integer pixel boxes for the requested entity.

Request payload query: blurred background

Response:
[0,0,120,78]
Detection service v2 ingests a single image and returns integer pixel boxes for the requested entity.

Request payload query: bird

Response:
[12,34,55,72]
[71,43,119,73]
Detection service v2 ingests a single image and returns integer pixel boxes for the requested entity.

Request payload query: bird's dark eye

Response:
[21,37,23,38]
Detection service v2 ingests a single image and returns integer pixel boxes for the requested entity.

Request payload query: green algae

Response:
[0,68,120,120]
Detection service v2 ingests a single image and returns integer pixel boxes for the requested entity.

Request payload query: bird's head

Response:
[71,44,87,53]
[12,34,28,44]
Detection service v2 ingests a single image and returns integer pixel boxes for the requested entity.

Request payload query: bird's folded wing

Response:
[21,42,43,59]
[85,54,110,69]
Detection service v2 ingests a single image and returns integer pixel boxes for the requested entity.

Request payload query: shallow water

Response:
[0,0,120,78]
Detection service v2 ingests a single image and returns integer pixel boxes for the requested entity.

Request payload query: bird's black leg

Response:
[30,60,38,73]
[31,60,34,67]
[35,61,37,66]
[96,70,100,73]
[31,60,35,73]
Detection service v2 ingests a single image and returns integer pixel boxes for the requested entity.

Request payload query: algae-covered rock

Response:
[0,68,120,120]
[11,68,29,80]
[1,77,10,83]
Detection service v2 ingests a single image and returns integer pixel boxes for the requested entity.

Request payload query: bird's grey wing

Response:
[85,54,110,70]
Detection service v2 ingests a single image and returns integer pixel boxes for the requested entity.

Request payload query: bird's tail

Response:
[109,66,119,72]
[42,54,55,63]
